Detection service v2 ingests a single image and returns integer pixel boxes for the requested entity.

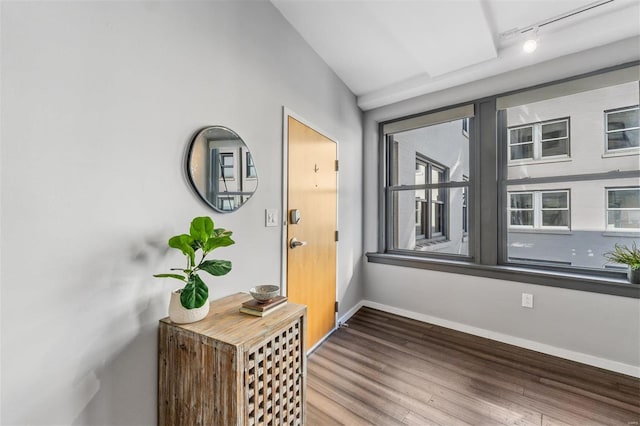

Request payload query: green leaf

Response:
[168,234,195,266]
[180,274,209,309]
[190,217,214,244]
[203,235,235,252]
[213,228,233,237]
[199,260,232,276]
[153,273,186,281]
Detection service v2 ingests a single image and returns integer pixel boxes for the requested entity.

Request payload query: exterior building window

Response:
[605,106,639,152]
[508,190,570,229]
[218,197,235,211]
[415,157,448,241]
[508,119,569,162]
[606,187,640,231]
[246,152,257,178]
[219,153,235,179]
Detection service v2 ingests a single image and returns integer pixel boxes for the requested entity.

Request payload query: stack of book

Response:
[240,295,287,317]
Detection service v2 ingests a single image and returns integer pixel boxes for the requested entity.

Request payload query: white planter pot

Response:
[168,290,210,324]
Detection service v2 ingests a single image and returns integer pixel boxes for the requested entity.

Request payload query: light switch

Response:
[265,209,279,227]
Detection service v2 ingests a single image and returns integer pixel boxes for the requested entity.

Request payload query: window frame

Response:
[246,152,257,179]
[383,113,474,261]
[369,62,640,299]
[218,196,235,211]
[508,189,570,231]
[508,118,570,163]
[219,152,235,180]
[415,155,449,242]
[606,186,640,232]
[604,105,640,153]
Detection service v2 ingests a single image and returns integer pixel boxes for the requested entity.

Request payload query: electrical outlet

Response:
[521,293,534,308]
[265,209,279,227]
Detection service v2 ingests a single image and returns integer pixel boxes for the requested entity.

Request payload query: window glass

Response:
[508,119,569,162]
[541,121,568,140]
[606,107,640,151]
[509,126,534,160]
[378,66,639,295]
[503,80,638,271]
[220,153,234,179]
[607,188,640,231]
[542,192,568,208]
[388,115,471,257]
[218,197,235,211]
[246,152,257,178]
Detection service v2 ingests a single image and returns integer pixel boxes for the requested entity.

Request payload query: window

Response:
[219,153,235,179]
[383,105,473,257]
[415,157,448,242]
[605,106,639,152]
[246,152,257,178]
[218,197,235,211]
[371,65,640,298]
[508,119,569,162]
[509,190,570,229]
[607,187,640,231]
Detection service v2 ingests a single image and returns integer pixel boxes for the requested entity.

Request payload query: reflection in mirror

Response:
[186,126,257,213]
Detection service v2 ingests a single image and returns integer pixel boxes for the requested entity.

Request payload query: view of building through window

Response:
[505,81,639,270]
[389,117,470,256]
[380,67,639,292]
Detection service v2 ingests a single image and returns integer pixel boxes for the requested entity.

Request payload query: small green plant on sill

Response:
[154,216,234,309]
[604,242,640,270]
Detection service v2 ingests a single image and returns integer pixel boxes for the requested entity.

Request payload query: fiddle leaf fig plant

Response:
[154,216,234,309]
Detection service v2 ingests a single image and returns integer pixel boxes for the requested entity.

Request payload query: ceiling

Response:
[271,0,640,110]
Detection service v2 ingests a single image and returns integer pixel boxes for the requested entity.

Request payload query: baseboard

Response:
[338,300,365,326]
[350,300,640,378]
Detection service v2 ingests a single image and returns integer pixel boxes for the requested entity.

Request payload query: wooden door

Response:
[286,116,337,351]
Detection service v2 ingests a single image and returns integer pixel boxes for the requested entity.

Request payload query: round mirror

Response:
[186,126,258,213]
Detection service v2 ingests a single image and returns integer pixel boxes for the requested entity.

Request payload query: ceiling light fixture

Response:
[522,27,539,53]
[500,0,615,51]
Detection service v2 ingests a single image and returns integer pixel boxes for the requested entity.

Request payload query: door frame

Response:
[281,106,340,352]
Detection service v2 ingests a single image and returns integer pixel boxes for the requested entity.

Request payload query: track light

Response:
[522,27,539,53]
[498,0,616,54]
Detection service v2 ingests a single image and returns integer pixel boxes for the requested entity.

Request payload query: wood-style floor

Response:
[306,307,640,426]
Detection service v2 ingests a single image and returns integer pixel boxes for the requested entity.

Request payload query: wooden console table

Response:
[158,292,307,425]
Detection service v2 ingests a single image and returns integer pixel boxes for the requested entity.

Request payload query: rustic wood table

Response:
[158,292,307,425]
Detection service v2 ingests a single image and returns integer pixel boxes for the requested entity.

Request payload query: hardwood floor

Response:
[306,307,640,426]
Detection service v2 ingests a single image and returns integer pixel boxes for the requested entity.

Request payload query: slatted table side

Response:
[242,312,307,426]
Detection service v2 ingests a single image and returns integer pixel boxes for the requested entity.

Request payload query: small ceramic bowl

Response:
[249,285,280,303]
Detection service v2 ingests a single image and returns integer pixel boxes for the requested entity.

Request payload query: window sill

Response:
[602,149,640,158]
[366,252,639,298]
[508,157,571,167]
[508,228,571,235]
[602,231,640,237]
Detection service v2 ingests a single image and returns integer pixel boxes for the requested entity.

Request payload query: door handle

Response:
[289,237,307,249]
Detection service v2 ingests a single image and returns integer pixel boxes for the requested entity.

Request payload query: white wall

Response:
[0,1,363,424]
[363,39,640,374]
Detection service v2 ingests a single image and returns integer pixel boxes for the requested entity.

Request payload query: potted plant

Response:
[604,242,640,284]
[154,216,235,323]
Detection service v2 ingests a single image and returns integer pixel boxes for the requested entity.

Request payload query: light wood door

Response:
[287,116,337,351]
